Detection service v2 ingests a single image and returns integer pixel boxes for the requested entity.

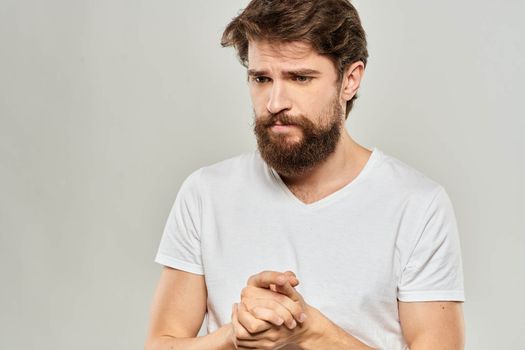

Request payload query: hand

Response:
[232,301,307,350]
[242,271,306,330]
[231,270,315,349]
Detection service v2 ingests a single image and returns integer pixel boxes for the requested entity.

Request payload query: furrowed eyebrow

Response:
[284,69,321,77]
[247,69,268,77]
[246,69,321,77]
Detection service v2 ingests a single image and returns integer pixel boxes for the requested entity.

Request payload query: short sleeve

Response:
[154,169,204,275]
[397,186,465,302]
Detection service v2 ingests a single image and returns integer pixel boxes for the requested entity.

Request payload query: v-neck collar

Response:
[265,147,381,210]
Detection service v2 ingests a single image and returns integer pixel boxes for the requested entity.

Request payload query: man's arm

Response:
[144,266,233,350]
[398,301,465,350]
[299,301,465,349]
[290,305,377,350]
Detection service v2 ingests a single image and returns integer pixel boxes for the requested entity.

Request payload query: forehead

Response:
[247,40,335,72]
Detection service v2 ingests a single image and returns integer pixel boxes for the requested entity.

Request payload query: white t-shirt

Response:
[155,147,465,350]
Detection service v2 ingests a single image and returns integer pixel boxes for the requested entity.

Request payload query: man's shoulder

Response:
[200,150,260,178]
[176,151,261,199]
[183,150,262,188]
[374,149,444,198]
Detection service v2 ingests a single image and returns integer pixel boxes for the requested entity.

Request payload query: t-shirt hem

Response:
[397,290,465,302]
[155,254,204,275]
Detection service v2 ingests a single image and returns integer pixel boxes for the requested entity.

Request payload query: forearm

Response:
[299,309,377,350]
[146,323,234,350]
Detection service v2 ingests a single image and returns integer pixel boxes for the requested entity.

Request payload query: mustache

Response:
[258,112,306,128]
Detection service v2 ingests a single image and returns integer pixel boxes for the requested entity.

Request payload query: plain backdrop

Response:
[1,0,524,349]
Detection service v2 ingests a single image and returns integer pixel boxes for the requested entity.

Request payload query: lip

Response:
[271,121,296,126]
[270,124,296,132]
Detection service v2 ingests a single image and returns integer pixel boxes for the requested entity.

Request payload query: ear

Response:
[340,61,365,102]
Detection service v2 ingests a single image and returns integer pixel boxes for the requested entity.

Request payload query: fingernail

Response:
[291,319,297,328]
[298,313,307,323]
[276,318,284,325]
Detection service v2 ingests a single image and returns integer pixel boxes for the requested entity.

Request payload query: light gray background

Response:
[1,0,523,349]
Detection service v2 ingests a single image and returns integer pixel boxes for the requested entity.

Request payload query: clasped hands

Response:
[230,270,319,349]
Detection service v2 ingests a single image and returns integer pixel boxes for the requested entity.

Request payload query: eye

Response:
[253,76,271,84]
[293,76,313,83]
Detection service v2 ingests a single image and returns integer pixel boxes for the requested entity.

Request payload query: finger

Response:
[283,270,300,287]
[234,303,271,349]
[273,283,308,323]
[234,344,259,350]
[269,277,297,292]
[247,299,298,329]
[234,308,282,350]
[232,303,253,341]
[237,302,275,334]
[242,286,305,323]
[247,270,298,288]
[274,280,302,303]
[269,277,298,291]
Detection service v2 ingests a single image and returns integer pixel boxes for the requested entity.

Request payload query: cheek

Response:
[296,90,323,112]
[297,82,332,105]
[313,84,337,101]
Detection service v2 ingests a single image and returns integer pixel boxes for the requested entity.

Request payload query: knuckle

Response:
[242,299,252,310]
[241,286,256,299]
[262,270,276,278]
[247,273,257,285]
[255,323,267,333]
[238,327,249,338]
[269,332,280,342]
[246,322,259,334]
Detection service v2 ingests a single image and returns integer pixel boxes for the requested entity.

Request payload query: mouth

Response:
[270,120,296,126]
[270,123,297,133]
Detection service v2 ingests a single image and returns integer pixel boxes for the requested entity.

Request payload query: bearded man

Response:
[145,1,466,349]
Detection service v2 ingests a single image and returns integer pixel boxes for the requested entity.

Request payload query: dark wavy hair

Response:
[221,0,369,118]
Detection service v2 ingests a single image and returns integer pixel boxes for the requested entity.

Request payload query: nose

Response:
[266,81,292,115]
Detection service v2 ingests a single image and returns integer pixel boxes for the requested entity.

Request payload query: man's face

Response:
[248,40,345,177]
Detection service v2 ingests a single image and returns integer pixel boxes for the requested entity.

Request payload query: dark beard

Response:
[253,98,343,177]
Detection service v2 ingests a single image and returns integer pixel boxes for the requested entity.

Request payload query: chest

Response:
[201,206,402,322]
